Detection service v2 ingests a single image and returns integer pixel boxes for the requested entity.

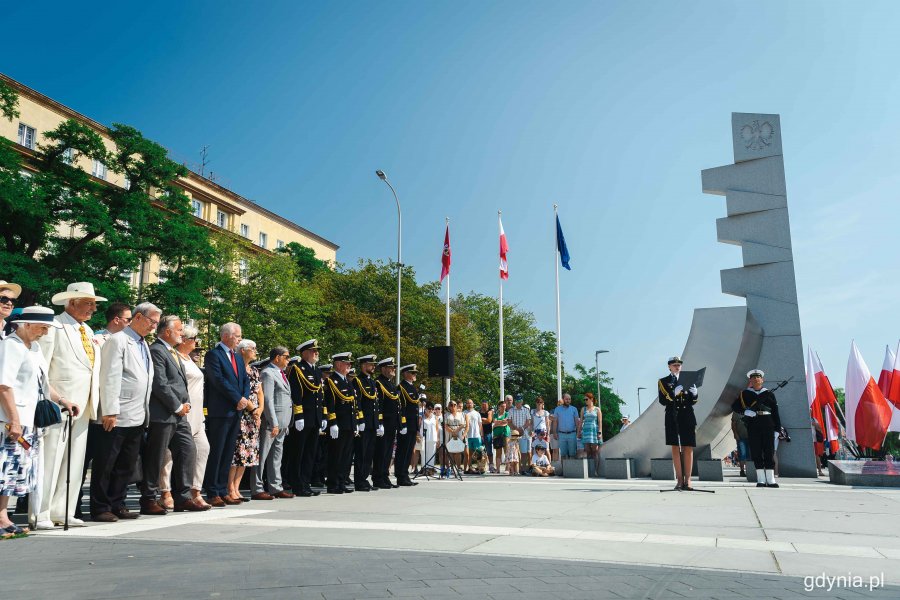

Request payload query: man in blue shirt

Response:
[552,394,580,459]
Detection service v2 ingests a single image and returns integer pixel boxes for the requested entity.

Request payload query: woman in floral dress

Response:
[227,340,264,502]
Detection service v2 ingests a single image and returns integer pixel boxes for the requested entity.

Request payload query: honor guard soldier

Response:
[396,364,421,487]
[353,355,382,491]
[373,358,401,489]
[733,369,782,488]
[284,339,326,497]
[658,356,699,491]
[311,363,332,487]
[324,353,357,494]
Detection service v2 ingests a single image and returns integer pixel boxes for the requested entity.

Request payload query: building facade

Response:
[0,73,338,286]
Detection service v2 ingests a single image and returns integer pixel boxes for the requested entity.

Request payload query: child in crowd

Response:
[531,444,555,476]
[506,431,521,475]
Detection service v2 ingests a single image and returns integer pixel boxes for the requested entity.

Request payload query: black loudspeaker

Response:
[428,345,455,378]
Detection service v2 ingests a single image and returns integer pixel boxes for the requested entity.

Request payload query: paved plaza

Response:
[7,471,900,599]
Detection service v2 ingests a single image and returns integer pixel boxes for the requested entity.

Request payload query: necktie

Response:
[230,350,238,376]
[79,325,95,367]
[281,370,288,384]
[171,348,185,376]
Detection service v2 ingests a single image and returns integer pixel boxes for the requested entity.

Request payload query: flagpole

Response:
[499,211,505,407]
[554,204,562,404]
[445,217,451,408]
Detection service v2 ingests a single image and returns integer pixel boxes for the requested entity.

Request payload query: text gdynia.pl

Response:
[803,572,884,593]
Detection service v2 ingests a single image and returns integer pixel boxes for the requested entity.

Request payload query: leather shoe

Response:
[92,512,119,523]
[273,491,295,499]
[140,499,168,516]
[206,496,226,507]
[354,485,371,492]
[306,487,321,496]
[113,508,140,520]
[296,490,314,497]
[223,496,243,505]
[251,492,275,500]
[160,490,175,510]
[175,498,211,512]
[398,480,415,487]
[326,487,344,494]
[343,486,355,494]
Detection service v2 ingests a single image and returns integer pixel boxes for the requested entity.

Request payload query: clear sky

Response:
[5,1,899,416]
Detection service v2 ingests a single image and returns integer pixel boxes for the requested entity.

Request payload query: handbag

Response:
[33,371,62,428]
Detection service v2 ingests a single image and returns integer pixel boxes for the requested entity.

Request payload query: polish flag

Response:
[805,346,837,410]
[824,404,841,454]
[845,341,893,450]
[882,342,900,432]
[887,341,900,411]
[499,217,509,280]
[440,223,451,282]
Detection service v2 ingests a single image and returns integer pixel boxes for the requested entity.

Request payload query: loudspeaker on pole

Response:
[428,345,455,378]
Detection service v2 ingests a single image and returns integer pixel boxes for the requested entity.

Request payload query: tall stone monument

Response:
[701,113,816,477]
[600,113,817,479]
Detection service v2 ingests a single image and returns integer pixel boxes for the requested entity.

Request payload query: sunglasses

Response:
[0,296,16,306]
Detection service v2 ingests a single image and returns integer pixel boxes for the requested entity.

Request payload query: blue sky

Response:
[5,1,899,416]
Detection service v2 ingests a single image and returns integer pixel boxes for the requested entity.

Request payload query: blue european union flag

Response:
[556,215,571,270]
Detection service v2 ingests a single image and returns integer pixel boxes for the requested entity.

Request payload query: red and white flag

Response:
[845,341,893,450]
[806,346,837,410]
[440,223,451,282]
[824,403,841,454]
[886,341,900,411]
[878,344,895,399]
[499,217,509,280]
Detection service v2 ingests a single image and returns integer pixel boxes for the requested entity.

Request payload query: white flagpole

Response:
[554,204,562,404]
[445,217,451,408]
[499,211,505,407]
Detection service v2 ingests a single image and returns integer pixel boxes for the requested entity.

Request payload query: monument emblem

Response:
[739,120,775,150]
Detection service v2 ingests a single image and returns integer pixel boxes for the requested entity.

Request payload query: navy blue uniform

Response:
[373,375,401,487]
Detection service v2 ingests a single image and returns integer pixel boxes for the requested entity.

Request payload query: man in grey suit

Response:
[91,302,159,523]
[252,347,294,499]
[140,316,207,514]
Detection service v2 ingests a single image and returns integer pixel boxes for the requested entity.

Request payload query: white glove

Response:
[689,385,698,395]
[744,409,757,417]
[673,385,684,395]
[355,424,360,435]
[294,419,305,432]
[320,419,327,431]
[359,423,365,432]
[329,424,339,439]
[376,425,384,437]
[400,427,407,435]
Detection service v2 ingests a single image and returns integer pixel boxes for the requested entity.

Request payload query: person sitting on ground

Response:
[530,444,555,477]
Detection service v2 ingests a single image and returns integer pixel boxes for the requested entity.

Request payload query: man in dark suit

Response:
[202,322,250,507]
[140,316,207,514]
[396,364,421,487]
[373,358,400,489]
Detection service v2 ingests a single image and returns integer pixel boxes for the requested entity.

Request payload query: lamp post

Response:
[594,350,609,404]
[637,386,646,415]
[376,170,402,384]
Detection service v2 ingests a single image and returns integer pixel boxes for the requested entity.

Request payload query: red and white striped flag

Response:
[824,403,841,454]
[886,341,900,411]
[845,341,893,450]
[440,223,451,282]
[881,343,900,432]
[499,217,509,280]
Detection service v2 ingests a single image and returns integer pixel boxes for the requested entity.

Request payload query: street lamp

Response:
[637,387,647,415]
[376,169,402,384]
[595,350,609,404]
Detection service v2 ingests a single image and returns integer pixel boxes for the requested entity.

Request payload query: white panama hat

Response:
[51,282,108,305]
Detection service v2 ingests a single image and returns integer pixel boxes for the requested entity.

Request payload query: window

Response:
[258,232,268,249]
[62,148,75,165]
[216,210,227,229]
[191,199,203,218]
[18,123,36,149]
[240,223,250,238]
[238,259,249,283]
[276,239,285,250]
[92,159,107,180]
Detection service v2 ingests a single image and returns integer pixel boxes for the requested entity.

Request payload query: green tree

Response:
[277,241,329,280]
[0,117,214,309]
[563,363,626,437]
[0,79,19,121]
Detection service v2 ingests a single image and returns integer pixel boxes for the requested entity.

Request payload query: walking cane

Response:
[64,409,73,531]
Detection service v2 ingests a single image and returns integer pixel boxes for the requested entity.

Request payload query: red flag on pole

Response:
[440,223,451,282]
[499,217,509,280]
[886,341,900,411]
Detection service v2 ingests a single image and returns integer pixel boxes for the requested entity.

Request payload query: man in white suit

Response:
[31,282,106,529]
[90,302,158,523]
